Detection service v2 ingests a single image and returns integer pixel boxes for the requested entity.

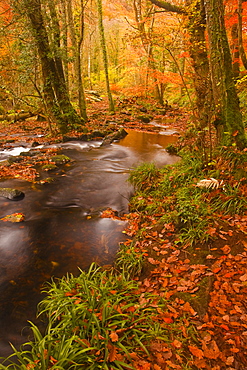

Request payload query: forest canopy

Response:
[0,0,246,147]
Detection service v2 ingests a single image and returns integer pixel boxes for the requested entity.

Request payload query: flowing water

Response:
[0,127,179,357]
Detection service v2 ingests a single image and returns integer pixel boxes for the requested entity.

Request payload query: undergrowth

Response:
[0,264,176,370]
[128,148,247,246]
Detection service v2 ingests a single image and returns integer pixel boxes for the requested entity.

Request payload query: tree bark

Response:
[186,0,213,126]
[22,0,84,134]
[96,0,115,113]
[67,0,88,121]
[238,0,247,70]
[204,0,246,149]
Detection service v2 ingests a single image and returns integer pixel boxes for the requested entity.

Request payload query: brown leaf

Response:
[107,342,117,362]
[202,340,220,359]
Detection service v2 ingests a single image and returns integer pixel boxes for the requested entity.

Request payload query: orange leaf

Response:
[110,331,119,342]
[107,342,117,362]
[172,339,182,349]
[188,345,204,359]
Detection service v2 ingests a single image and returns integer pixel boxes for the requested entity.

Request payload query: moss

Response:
[50,154,71,164]
[41,164,57,171]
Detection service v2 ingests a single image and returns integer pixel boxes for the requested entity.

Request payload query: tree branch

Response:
[149,0,185,14]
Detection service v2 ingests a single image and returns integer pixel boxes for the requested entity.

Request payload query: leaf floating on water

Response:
[0,213,25,222]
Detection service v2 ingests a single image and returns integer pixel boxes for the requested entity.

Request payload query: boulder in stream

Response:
[101,128,128,146]
[0,187,25,200]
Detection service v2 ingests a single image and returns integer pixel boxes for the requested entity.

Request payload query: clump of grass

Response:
[128,163,160,192]
[128,154,213,245]
[0,263,169,370]
[115,241,144,278]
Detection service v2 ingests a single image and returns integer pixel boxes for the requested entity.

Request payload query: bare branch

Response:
[149,0,186,14]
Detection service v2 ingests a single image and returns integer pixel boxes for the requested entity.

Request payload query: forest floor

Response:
[0,98,247,369]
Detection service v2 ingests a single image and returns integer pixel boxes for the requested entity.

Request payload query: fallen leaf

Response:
[110,331,118,342]
[188,345,204,359]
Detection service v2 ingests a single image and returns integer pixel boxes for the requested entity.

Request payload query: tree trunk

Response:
[96,0,115,113]
[186,0,213,127]
[238,0,247,70]
[133,0,164,104]
[231,21,240,78]
[204,0,246,149]
[67,0,88,121]
[23,0,84,134]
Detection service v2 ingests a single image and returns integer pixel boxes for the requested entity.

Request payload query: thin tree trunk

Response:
[67,0,87,120]
[231,21,240,78]
[96,0,115,112]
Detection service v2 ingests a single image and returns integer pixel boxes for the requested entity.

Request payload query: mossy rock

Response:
[101,128,128,146]
[0,188,25,200]
[42,164,57,171]
[51,155,71,164]
[136,114,153,123]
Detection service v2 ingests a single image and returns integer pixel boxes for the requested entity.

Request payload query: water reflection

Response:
[0,129,179,357]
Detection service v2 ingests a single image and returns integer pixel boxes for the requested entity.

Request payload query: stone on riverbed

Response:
[0,187,25,200]
[101,128,128,146]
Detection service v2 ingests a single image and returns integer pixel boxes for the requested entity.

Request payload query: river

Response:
[0,127,179,357]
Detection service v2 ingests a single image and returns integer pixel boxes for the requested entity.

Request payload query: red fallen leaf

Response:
[213,267,222,274]
[110,331,118,342]
[107,342,117,362]
[193,358,207,368]
[230,347,240,353]
[182,302,197,316]
[225,356,234,365]
[221,245,231,254]
[134,360,151,370]
[233,130,239,136]
[219,234,227,240]
[165,360,181,369]
[188,345,204,359]
[240,273,247,281]
[162,278,169,287]
[220,324,230,331]
[202,340,220,359]
[172,339,182,349]
[148,257,159,265]
[49,356,58,364]
[163,317,173,324]
[153,365,162,370]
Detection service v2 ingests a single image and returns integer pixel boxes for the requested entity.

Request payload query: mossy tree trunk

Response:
[185,0,213,128]
[96,0,115,113]
[204,0,247,149]
[23,0,84,134]
[67,0,88,121]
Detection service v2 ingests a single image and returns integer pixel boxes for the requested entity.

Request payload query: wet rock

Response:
[51,154,71,164]
[136,114,153,123]
[0,188,25,200]
[101,128,128,146]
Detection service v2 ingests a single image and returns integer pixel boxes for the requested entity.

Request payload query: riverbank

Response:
[0,98,247,369]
